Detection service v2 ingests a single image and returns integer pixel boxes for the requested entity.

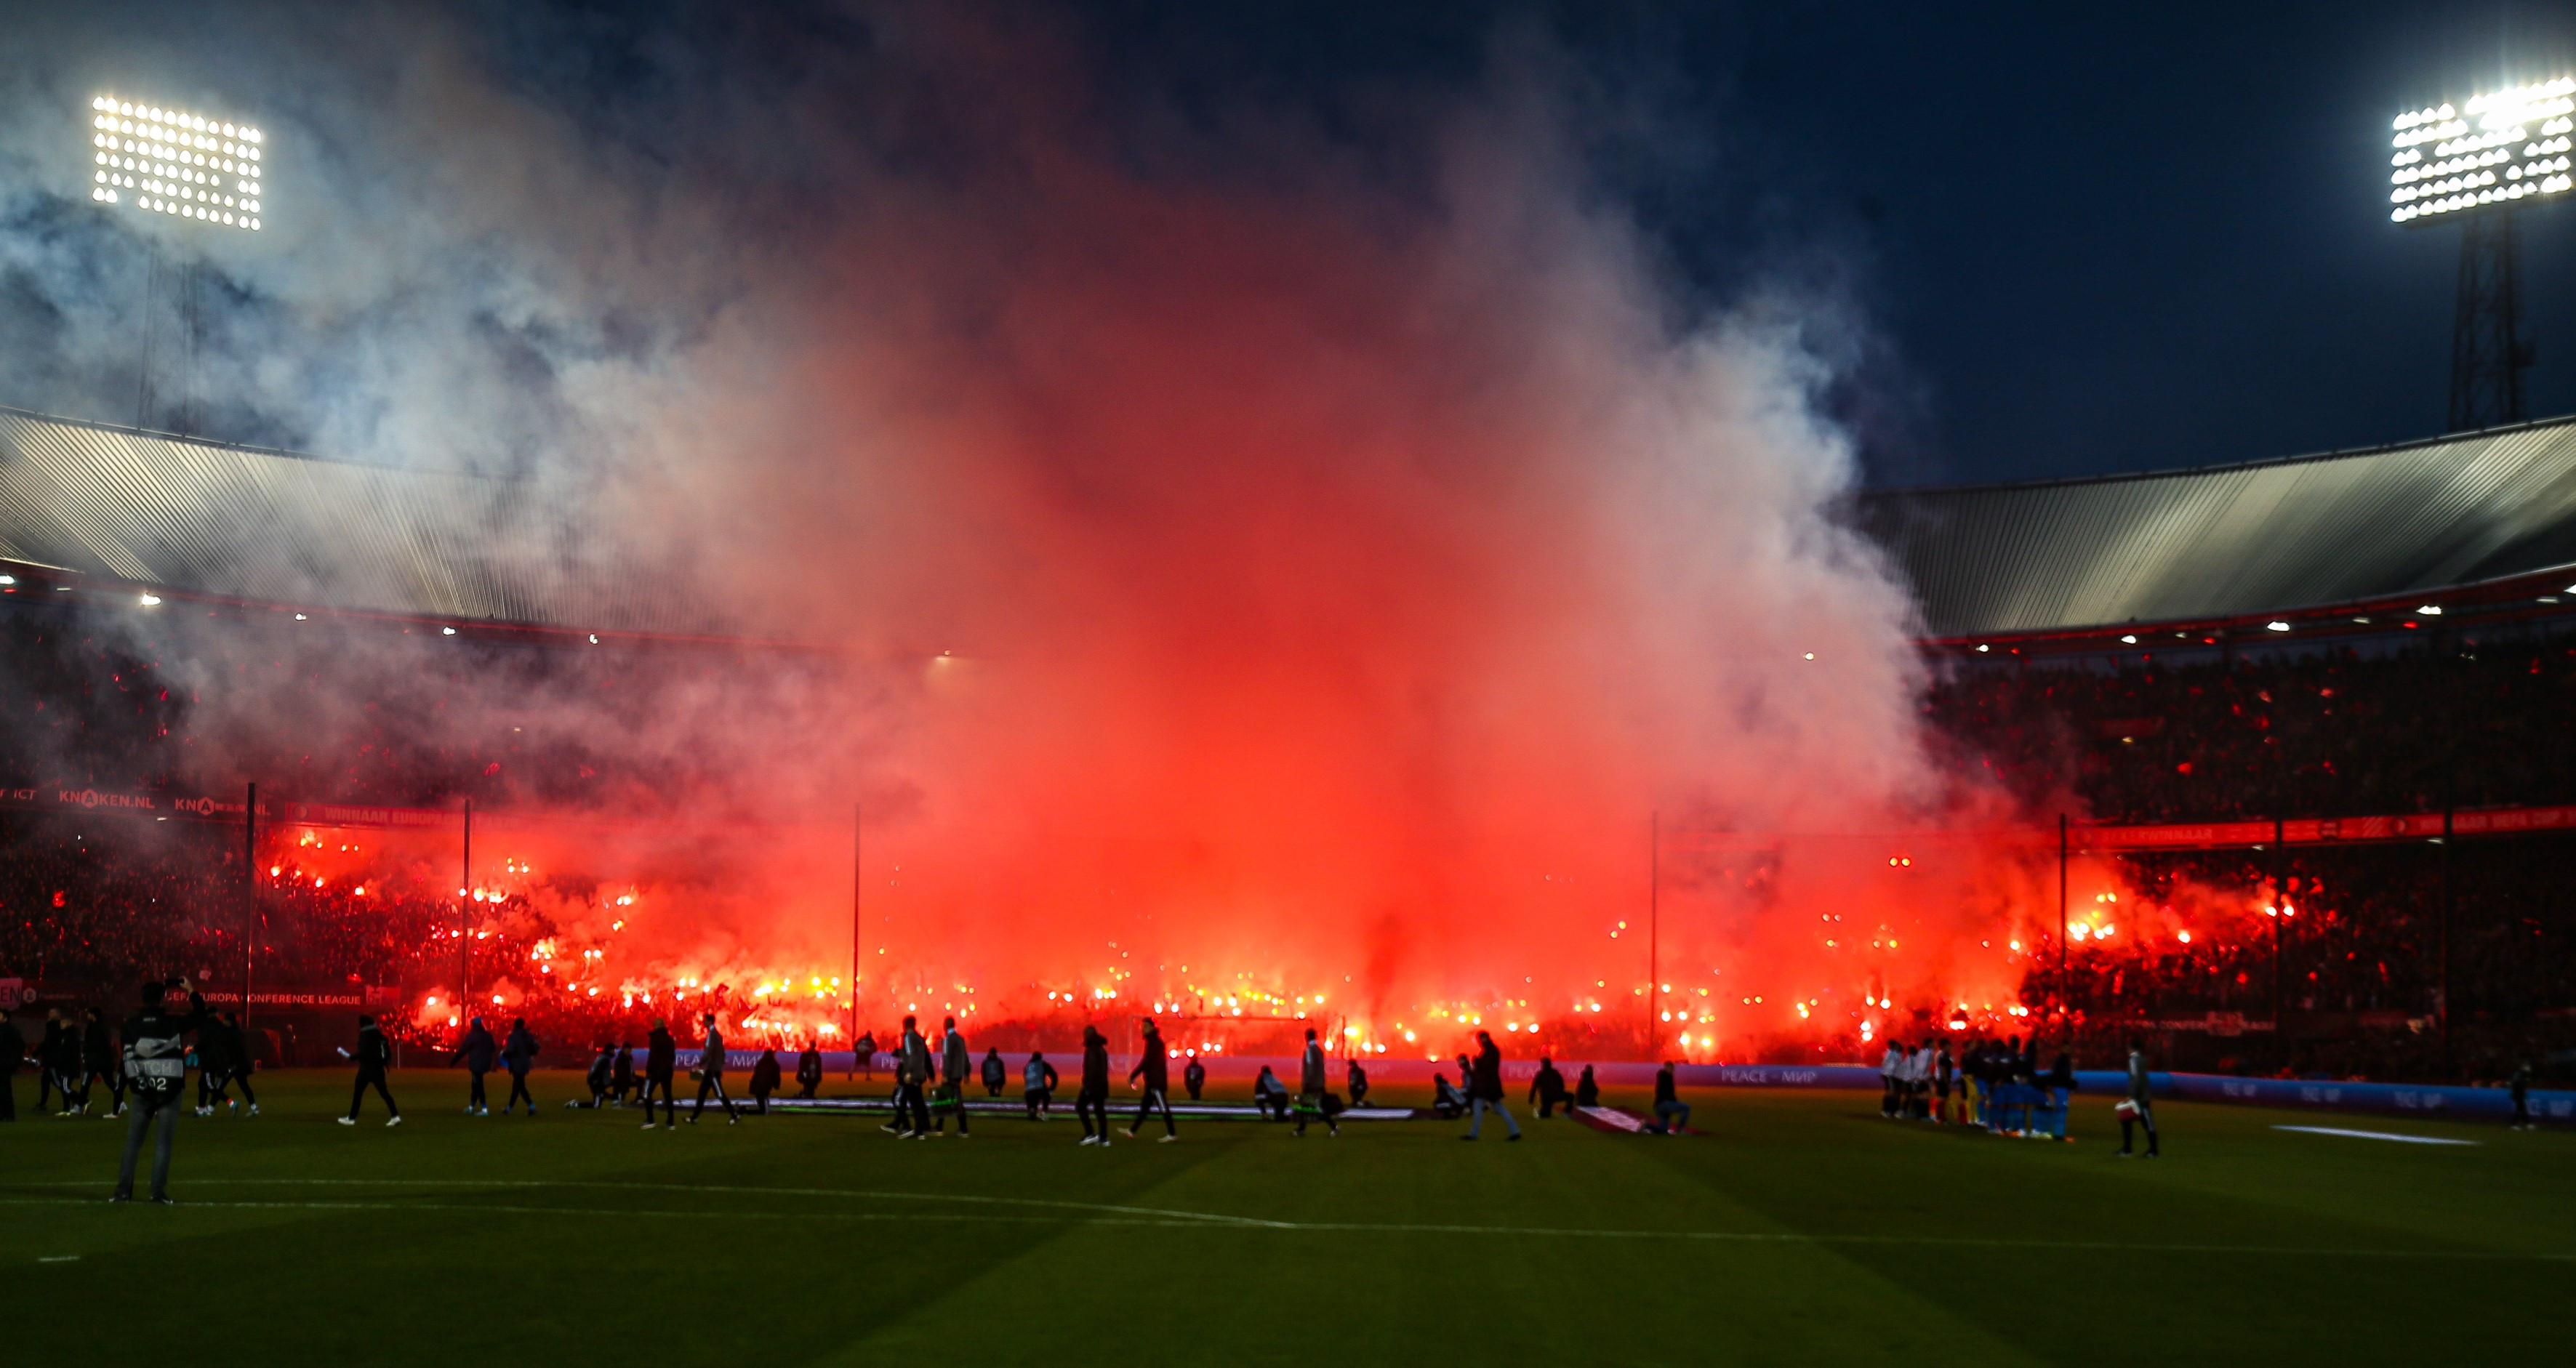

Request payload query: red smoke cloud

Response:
[536,31,2048,1061]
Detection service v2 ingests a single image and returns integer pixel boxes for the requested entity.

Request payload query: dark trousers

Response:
[2119,1101,2159,1154]
[934,1082,969,1133]
[1075,1090,1107,1137]
[1536,1093,1566,1118]
[348,1068,398,1119]
[1130,1087,1174,1136]
[1295,1089,1336,1135]
[1027,1087,1051,1119]
[229,1069,257,1107]
[36,1067,55,1110]
[505,1071,534,1112]
[74,1068,121,1111]
[1,1072,15,1121]
[467,1069,489,1111]
[642,1076,675,1124]
[894,1082,930,1133]
[693,1075,738,1120]
[116,1091,184,1198]
[2513,1095,2530,1126]
[796,1077,819,1100]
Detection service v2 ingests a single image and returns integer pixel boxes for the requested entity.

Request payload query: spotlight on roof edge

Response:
[2266,621,2292,632]
[2391,76,2576,223]
[85,92,266,232]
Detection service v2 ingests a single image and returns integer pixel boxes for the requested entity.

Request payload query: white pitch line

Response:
[5,1180,2563,1263]
[2272,1125,2481,1146]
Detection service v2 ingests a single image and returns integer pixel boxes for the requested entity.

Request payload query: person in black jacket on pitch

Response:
[337,1013,401,1127]
[612,1042,638,1106]
[1573,1064,1600,1109]
[567,1044,615,1108]
[39,1007,71,1113]
[1460,1031,1520,1140]
[113,978,209,1202]
[982,1046,1007,1097]
[212,1011,259,1116]
[1183,1052,1206,1101]
[750,1047,782,1114]
[501,1018,542,1116]
[449,1016,497,1115]
[0,1011,25,1122]
[1346,1057,1370,1110]
[1528,1058,1570,1118]
[641,1019,678,1129]
[1647,1061,1690,1134]
[80,1006,124,1118]
[1075,1025,1111,1145]
[1125,1018,1177,1141]
[795,1040,824,1099]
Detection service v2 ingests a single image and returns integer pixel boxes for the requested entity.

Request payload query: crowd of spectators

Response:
[1927,627,2576,1083]
[1927,628,2576,823]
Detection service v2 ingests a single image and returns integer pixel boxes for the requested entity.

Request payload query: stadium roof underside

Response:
[9,403,2576,647]
[0,406,721,638]
[1861,415,2576,640]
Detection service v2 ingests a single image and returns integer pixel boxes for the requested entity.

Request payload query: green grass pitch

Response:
[1,1071,2563,1365]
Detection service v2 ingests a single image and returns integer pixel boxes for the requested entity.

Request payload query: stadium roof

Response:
[0,405,719,637]
[1861,415,2576,639]
[11,402,2576,646]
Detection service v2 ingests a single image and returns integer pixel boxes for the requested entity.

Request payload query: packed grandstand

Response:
[4,404,2575,1087]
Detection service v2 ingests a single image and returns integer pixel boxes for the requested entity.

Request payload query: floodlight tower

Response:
[83,92,269,432]
[2389,77,2575,431]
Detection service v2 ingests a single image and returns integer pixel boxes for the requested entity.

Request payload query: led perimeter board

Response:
[87,93,266,232]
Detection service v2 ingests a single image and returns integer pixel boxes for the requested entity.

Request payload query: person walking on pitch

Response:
[1075,1026,1110,1145]
[795,1039,824,1099]
[690,1013,739,1124]
[2116,1037,2159,1158]
[1460,1030,1521,1140]
[884,1015,931,1137]
[113,977,208,1202]
[0,1010,24,1122]
[79,1005,124,1118]
[1346,1057,1370,1109]
[449,1015,497,1115]
[1024,1050,1059,1119]
[1125,1018,1178,1142]
[750,1047,782,1114]
[933,1016,971,1137]
[500,1018,542,1115]
[1294,1027,1338,1137]
[337,1013,402,1127]
[213,1011,260,1116]
[641,1018,678,1129]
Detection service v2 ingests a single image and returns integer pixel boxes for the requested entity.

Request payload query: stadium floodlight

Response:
[2391,76,2576,223]
[85,92,265,232]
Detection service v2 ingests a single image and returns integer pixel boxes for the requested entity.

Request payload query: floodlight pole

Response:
[2057,813,2069,1035]
[849,802,862,1080]
[2448,208,2532,432]
[460,799,472,1008]
[241,782,257,1036]
[865,803,875,1082]
[2271,816,2286,1040]
[1648,810,1659,1061]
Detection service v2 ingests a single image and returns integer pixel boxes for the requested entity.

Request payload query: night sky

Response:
[1076,2,2576,487]
[12,1,2576,488]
